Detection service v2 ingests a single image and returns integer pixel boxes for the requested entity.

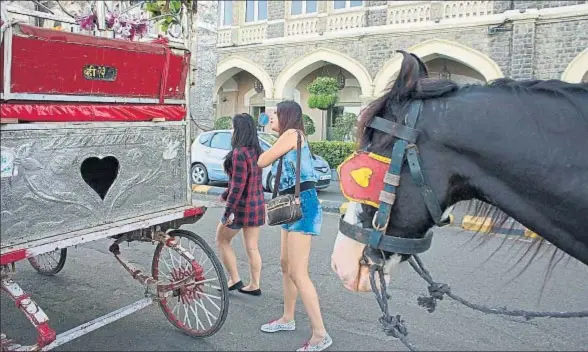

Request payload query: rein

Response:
[338,100,588,351]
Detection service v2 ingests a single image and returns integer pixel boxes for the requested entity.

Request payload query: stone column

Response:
[267,1,285,39]
[510,19,536,79]
[189,1,219,138]
[365,1,388,27]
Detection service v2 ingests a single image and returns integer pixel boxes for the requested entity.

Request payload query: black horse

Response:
[331,50,588,293]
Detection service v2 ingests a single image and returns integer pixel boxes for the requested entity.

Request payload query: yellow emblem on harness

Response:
[350,167,373,188]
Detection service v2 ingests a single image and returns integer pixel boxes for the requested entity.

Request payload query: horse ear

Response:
[391,50,422,97]
[410,53,429,78]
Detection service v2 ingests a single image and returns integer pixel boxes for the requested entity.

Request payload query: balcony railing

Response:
[442,1,494,19]
[326,10,365,32]
[239,22,267,45]
[217,27,232,47]
[285,16,319,37]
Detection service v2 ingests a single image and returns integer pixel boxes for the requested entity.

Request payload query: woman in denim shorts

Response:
[257,101,332,351]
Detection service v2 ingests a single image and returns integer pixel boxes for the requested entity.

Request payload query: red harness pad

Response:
[337,151,391,208]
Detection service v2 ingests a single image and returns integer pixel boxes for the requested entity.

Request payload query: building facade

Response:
[214,0,588,140]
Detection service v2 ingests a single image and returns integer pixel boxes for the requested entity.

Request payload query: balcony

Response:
[239,22,267,45]
[326,9,366,32]
[217,27,233,47]
[285,16,319,37]
[442,1,494,19]
[387,1,494,25]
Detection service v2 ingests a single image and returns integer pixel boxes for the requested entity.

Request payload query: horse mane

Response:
[357,51,582,292]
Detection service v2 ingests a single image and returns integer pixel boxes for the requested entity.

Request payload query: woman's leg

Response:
[280,229,298,322]
[240,226,262,290]
[287,231,328,345]
[260,229,298,333]
[215,222,241,286]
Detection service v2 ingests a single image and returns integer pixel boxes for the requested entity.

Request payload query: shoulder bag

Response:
[266,130,303,226]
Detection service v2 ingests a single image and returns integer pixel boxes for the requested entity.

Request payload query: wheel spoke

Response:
[155,231,227,336]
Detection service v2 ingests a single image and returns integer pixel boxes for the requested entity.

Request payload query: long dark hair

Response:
[276,100,305,136]
[223,113,263,174]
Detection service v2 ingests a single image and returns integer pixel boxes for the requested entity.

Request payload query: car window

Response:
[210,132,232,150]
[198,133,212,146]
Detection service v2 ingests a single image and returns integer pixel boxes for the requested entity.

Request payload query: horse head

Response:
[331,50,588,292]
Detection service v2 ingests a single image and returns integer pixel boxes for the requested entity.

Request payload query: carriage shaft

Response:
[38,297,153,351]
[1,277,55,350]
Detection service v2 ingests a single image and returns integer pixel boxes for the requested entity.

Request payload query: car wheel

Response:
[267,173,276,193]
[191,163,209,185]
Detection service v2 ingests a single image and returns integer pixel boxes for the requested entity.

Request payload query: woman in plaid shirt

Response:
[216,113,266,296]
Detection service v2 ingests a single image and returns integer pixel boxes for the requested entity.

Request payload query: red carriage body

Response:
[0,22,190,122]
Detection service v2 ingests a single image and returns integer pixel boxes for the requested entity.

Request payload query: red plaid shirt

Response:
[221,147,265,227]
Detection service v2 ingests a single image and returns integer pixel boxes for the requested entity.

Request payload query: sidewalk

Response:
[192,185,540,238]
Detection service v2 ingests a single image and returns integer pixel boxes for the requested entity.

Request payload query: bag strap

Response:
[294,130,302,199]
[272,156,283,199]
[271,130,302,199]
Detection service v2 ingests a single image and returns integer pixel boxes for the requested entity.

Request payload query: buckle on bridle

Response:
[360,246,387,270]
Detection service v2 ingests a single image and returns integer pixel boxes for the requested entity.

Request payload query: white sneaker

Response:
[260,319,296,333]
[296,333,333,351]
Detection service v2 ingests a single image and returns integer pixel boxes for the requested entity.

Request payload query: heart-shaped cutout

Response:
[80,156,119,200]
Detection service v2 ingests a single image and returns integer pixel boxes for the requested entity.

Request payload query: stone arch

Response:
[216,56,274,99]
[561,48,588,83]
[274,48,374,100]
[373,39,504,96]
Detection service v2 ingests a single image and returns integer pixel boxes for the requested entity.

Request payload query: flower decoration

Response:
[105,9,149,41]
[75,10,98,31]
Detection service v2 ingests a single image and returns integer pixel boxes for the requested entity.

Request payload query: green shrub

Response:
[213,114,259,130]
[309,141,356,169]
[213,116,232,130]
[302,114,315,136]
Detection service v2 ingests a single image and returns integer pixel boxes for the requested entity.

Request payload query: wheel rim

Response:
[192,166,205,184]
[153,236,225,334]
[28,249,63,273]
[269,175,275,192]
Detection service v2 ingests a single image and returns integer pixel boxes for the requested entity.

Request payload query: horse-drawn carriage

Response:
[1,3,229,350]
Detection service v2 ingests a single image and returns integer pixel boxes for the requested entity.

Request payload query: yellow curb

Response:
[192,185,212,193]
[461,215,494,233]
[523,228,541,239]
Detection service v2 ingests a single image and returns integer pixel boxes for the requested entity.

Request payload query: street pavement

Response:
[1,208,587,351]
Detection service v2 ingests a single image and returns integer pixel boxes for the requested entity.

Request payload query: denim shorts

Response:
[281,188,322,236]
[220,215,242,230]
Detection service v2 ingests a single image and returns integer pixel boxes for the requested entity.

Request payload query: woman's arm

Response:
[257,129,298,168]
[223,149,248,220]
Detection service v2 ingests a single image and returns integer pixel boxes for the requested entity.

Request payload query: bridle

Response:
[338,99,450,261]
[337,99,588,351]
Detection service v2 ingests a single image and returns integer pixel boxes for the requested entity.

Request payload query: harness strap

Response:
[339,218,433,254]
[368,116,420,143]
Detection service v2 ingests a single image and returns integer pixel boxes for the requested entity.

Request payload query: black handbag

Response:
[266,131,303,226]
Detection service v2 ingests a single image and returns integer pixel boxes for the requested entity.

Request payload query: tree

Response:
[302,114,316,136]
[331,112,358,142]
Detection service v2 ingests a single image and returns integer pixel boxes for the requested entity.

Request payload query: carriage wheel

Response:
[152,229,229,338]
[27,248,67,276]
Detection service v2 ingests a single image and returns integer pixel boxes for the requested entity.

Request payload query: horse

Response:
[330,50,588,294]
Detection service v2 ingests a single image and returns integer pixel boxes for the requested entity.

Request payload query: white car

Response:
[190,130,332,192]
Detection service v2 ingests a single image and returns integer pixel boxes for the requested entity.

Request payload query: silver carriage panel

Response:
[0,122,188,247]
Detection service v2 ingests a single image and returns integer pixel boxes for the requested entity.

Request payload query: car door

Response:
[207,132,233,181]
